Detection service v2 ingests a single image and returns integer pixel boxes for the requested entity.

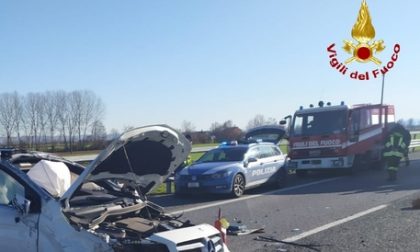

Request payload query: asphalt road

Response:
[149,153,420,252]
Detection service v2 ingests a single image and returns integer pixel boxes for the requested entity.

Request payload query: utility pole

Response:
[380,73,385,105]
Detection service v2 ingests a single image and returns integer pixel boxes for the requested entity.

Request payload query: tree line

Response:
[180,115,279,144]
[0,90,106,152]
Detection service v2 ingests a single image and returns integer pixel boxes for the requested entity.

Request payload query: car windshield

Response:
[197,147,248,163]
[291,109,347,136]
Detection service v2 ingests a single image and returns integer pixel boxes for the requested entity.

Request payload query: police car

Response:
[175,126,287,197]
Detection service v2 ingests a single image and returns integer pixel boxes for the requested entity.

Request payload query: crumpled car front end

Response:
[58,125,229,252]
[5,125,229,252]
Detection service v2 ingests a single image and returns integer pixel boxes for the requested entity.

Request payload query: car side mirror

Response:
[279,120,287,125]
[11,194,31,215]
[244,157,257,168]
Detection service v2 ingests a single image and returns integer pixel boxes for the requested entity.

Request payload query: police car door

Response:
[0,168,38,252]
[255,145,280,184]
[268,146,286,183]
[243,146,263,187]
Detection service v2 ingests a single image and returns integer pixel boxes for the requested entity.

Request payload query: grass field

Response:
[150,152,204,194]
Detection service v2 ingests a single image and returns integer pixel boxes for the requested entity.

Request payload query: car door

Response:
[253,145,279,185]
[0,168,38,252]
[243,146,264,187]
[266,146,286,183]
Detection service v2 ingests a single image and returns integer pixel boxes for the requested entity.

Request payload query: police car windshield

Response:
[292,110,347,136]
[197,147,248,163]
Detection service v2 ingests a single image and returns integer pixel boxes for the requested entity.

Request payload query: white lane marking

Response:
[168,177,342,215]
[283,204,388,242]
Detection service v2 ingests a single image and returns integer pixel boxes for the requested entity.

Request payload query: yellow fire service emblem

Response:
[342,0,385,65]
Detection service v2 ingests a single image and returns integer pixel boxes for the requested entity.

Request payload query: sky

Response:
[1,1,419,132]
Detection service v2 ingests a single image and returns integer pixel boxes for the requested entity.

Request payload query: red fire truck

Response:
[284,101,397,176]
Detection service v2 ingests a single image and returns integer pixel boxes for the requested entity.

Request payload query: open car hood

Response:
[245,125,286,144]
[62,125,191,200]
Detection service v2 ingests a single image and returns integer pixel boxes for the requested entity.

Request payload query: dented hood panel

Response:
[62,125,191,200]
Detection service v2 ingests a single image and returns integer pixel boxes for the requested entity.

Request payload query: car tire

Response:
[296,170,307,177]
[231,174,245,198]
[277,167,287,188]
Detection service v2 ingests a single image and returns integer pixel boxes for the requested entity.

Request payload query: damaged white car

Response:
[0,125,229,252]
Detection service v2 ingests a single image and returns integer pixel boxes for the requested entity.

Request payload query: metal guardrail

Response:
[410,131,420,151]
[67,132,419,163]
[410,139,420,149]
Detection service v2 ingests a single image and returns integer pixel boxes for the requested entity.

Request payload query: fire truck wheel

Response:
[296,170,308,177]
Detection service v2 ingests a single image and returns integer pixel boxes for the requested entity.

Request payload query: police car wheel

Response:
[231,174,245,197]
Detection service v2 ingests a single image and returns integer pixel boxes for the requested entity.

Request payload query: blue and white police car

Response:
[175,126,287,197]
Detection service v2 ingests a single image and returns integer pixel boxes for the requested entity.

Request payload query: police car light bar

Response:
[219,141,238,147]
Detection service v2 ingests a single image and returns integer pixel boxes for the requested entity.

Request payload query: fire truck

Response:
[284,101,398,176]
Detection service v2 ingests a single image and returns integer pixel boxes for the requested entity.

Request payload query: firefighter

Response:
[383,131,408,181]
[389,123,411,166]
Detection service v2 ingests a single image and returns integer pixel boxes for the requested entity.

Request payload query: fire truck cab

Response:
[286,101,395,175]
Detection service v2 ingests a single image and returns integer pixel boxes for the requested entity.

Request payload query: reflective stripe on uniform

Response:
[383,151,404,158]
[384,132,406,158]
[387,166,399,171]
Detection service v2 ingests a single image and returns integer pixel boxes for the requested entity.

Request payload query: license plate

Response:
[188,182,200,188]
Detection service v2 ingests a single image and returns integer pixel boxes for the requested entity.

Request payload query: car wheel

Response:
[231,174,245,197]
[277,167,287,188]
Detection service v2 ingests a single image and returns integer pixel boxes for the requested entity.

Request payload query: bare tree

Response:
[45,91,62,151]
[265,117,278,125]
[25,93,40,149]
[91,120,107,149]
[0,92,20,145]
[69,90,105,150]
[0,90,107,152]
[209,120,242,142]
[210,122,221,133]
[81,91,105,147]
[246,114,278,130]
[407,118,415,130]
[56,91,70,151]
[36,93,48,145]
[69,91,83,150]
[109,129,120,140]
[181,120,196,133]
[13,94,25,148]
